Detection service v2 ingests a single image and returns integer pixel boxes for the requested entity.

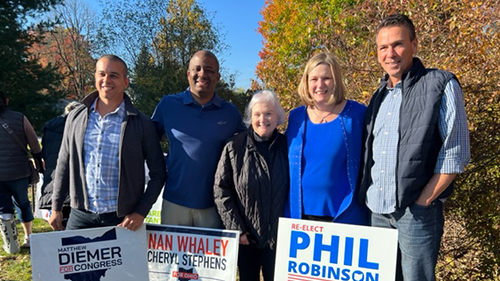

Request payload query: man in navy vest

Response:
[358,14,470,281]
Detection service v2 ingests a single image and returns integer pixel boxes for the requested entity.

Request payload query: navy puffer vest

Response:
[359,58,457,209]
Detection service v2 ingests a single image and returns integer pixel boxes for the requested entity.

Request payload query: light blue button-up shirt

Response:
[83,99,125,214]
[366,79,470,214]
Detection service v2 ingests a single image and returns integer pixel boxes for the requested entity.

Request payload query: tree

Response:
[257,0,373,110]
[0,0,64,130]
[29,24,96,100]
[258,0,500,279]
[98,0,170,67]
[99,0,235,116]
[137,0,230,114]
[34,0,97,100]
[155,0,222,67]
[131,45,165,115]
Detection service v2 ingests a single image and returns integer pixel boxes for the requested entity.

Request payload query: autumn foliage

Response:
[258,0,500,279]
[29,26,95,100]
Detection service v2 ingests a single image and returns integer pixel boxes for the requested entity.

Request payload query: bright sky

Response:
[198,0,265,90]
[86,0,265,90]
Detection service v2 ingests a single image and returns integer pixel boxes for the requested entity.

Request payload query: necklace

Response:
[310,106,335,123]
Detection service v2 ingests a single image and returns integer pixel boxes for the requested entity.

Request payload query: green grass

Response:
[0,218,52,281]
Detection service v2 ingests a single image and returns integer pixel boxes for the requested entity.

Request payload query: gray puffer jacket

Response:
[214,128,289,249]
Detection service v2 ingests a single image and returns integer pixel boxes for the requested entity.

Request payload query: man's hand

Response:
[118,212,145,231]
[32,152,45,174]
[49,210,65,231]
[415,173,457,206]
[239,233,250,245]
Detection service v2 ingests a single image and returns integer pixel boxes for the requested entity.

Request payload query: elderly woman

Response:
[214,90,289,281]
[286,52,368,225]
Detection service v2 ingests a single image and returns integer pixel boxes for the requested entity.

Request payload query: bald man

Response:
[152,50,245,228]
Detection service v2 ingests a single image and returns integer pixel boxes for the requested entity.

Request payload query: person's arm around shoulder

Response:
[415,78,470,206]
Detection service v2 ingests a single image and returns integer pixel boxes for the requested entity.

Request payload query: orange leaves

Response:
[259,0,499,112]
[259,0,500,277]
[258,0,380,110]
[27,25,94,99]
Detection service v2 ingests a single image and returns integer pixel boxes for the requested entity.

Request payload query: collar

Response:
[89,98,126,119]
[386,81,402,91]
[246,126,279,151]
[82,91,138,117]
[380,57,426,89]
[180,88,222,107]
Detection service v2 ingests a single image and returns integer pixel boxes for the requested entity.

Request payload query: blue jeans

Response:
[371,200,444,281]
[0,177,34,223]
[66,208,124,230]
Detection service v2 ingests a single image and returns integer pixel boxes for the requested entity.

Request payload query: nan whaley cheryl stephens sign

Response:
[31,226,149,281]
[275,218,398,281]
[146,224,239,281]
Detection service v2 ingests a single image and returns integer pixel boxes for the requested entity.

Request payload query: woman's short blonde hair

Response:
[297,52,347,107]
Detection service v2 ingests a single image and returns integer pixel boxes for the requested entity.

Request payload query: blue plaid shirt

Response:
[83,99,125,214]
[366,79,470,214]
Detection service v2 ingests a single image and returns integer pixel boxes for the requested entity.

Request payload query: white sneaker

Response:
[22,236,30,248]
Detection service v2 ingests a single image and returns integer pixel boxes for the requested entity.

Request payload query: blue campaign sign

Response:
[275,218,398,281]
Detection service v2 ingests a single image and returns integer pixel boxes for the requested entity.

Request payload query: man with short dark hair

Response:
[152,50,245,228]
[49,55,166,231]
[359,14,470,281]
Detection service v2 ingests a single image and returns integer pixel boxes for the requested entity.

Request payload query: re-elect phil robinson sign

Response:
[274,218,398,281]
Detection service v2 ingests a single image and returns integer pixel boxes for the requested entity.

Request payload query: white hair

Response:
[64,101,82,115]
[244,90,286,127]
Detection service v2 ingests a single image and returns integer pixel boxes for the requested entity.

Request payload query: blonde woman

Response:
[285,53,368,224]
